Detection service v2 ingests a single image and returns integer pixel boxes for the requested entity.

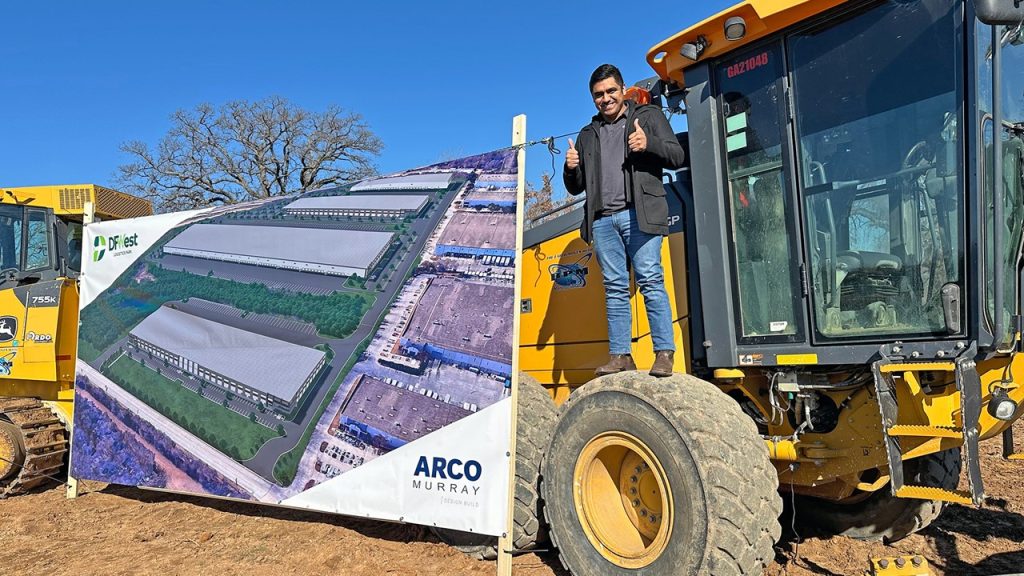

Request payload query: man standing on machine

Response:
[564,64,686,377]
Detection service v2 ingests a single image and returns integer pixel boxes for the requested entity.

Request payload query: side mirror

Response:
[976,0,1024,25]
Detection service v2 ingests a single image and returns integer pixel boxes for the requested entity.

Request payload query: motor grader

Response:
[0,184,151,497]
[512,0,1024,574]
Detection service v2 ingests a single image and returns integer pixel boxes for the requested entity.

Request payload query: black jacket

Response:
[563,100,686,243]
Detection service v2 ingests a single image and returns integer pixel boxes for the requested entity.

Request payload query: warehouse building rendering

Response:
[283,194,429,218]
[435,212,515,259]
[351,172,455,192]
[463,189,515,209]
[474,174,517,189]
[128,306,327,411]
[400,277,514,376]
[335,374,471,449]
[164,223,394,278]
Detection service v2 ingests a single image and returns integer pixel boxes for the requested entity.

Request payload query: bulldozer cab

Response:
[0,184,150,286]
[0,203,80,287]
[0,185,151,390]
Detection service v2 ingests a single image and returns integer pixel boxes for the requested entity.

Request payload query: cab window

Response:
[716,43,801,339]
[66,220,84,274]
[790,0,964,340]
[25,209,51,270]
[0,206,23,271]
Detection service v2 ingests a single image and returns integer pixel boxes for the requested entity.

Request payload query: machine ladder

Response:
[872,347,984,506]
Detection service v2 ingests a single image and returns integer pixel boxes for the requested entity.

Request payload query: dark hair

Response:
[589,64,624,92]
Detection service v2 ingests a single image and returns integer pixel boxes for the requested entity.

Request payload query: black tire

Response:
[542,371,782,575]
[794,448,961,543]
[431,372,558,559]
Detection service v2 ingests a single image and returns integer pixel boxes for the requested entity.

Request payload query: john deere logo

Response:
[92,236,106,261]
[93,233,139,262]
[0,316,18,343]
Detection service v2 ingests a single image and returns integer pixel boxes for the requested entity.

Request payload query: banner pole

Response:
[497,114,527,576]
[65,201,96,500]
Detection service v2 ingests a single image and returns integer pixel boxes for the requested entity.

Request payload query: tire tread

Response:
[542,372,782,575]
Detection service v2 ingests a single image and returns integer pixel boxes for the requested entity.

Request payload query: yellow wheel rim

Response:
[573,431,673,569]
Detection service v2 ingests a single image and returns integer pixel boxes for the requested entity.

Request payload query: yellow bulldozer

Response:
[513,0,1024,574]
[0,184,151,497]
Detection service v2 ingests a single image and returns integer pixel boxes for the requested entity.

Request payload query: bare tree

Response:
[117,96,383,211]
[526,173,574,224]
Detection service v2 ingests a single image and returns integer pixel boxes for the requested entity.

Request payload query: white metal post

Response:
[66,200,95,499]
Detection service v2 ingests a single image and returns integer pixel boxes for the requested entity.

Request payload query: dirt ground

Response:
[1,421,1021,576]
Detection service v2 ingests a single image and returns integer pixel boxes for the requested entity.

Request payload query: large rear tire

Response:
[431,372,558,559]
[794,448,961,542]
[542,371,782,575]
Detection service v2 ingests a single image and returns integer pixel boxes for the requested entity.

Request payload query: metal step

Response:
[887,425,962,439]
[894,485,973,505]
[878,362,955,373]
[1003,427,1024,461]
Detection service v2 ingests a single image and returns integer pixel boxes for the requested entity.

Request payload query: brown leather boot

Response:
[595,354,637,376]
[649,350,674,378]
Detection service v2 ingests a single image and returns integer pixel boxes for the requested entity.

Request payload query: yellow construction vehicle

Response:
[0,184,151,497]
[518,0,1024,574]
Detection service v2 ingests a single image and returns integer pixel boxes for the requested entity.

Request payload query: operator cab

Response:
[0,184,151,288]
[657,0,1024,366]
[0,203,64,288]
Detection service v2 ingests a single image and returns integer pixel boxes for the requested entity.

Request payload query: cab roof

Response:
[647,0,851,85]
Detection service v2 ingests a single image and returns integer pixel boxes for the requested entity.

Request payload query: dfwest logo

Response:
[412,455,482,496]
[93,233,140,262]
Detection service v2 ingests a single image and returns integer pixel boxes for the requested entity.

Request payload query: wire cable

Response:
[788,469,802,568]
[0,453,70,489]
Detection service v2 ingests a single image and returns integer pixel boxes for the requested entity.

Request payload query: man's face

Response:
[591,77,625,122]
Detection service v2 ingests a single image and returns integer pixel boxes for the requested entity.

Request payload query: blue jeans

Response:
[592,208,675,355]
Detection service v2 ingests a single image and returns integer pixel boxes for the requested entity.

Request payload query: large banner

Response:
[71,149,520,535]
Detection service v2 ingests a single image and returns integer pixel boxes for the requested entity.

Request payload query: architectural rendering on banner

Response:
[463,188,516,209]
[400,277,514,376]
[435,212,515,260]
[351,172,455,192]
[129,306,327,411]
[282,194,429,218]
[163,223,394,277]
[334,374,472,450]
[473,174,517,189]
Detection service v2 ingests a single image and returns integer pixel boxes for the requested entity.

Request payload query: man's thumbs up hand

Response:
[628,119,647,153]
[565,137,580,170]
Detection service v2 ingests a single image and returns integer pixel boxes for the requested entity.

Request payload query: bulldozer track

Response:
[0,397,69,498]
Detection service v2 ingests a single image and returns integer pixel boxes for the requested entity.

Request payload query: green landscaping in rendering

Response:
[79,264,375,358]
[103,355,280,461]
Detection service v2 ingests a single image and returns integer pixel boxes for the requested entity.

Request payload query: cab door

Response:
[715,42,806,344]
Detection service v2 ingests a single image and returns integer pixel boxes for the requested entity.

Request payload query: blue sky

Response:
[0,1,733,198]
